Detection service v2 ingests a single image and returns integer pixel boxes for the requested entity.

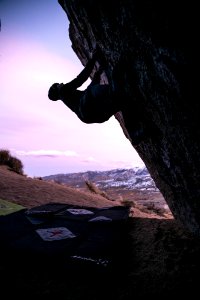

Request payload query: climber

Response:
[48,49,150,145]
[48,49,120,124]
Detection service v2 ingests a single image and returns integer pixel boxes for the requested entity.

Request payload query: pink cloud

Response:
[16,149,78,158]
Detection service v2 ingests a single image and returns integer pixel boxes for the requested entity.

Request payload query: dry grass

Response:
[0,166,118,209]
[85,179,112,200]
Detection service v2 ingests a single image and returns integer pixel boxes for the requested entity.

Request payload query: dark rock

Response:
[58,0,200,235]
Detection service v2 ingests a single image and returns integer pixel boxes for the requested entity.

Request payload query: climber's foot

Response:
[48,83,63,101]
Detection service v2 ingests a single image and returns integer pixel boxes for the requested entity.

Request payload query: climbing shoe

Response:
[48,83,63,101]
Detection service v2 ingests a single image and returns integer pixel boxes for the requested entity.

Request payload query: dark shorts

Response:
[79,84,119,123]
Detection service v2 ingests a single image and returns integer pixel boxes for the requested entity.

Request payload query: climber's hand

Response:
[92,45,107,67]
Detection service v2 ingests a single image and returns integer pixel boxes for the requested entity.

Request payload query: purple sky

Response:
[0,0,144,177]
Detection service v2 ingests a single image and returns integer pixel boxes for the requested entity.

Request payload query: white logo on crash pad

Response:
[36,227,76,241]
[67,208,94,215]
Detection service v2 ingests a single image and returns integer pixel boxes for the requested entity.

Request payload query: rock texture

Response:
[58,0,200,234]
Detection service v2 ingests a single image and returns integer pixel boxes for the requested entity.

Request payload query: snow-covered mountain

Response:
[43,166,158,192]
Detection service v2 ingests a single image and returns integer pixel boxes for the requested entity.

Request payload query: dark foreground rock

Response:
[59,0,200,235]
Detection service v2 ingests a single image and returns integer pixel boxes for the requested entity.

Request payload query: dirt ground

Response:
[1,166,200,298]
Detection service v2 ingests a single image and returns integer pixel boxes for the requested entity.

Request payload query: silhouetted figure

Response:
[48,50,154,146]
[48,51,120,123]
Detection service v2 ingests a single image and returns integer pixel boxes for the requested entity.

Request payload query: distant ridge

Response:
[42,167,158,192]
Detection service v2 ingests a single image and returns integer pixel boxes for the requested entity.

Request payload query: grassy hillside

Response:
[0,166,118,209]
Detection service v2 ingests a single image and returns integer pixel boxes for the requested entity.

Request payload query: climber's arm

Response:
[89,66,104,86]
[68,52,98,89]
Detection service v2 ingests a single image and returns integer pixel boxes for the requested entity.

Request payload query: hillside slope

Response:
[0,166,117,208]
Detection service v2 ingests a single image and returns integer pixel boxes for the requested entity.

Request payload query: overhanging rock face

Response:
[58,0,200,235]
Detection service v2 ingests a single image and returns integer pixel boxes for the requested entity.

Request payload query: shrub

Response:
[0,148,24,175]
[85,180,111,200]
[0,149,10,165]
[8,156,24,175]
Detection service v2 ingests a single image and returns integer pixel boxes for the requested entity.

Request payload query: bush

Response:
[0,149,10,165]
[85,180,111,200]
[8,156,24,175]
[0,149,24,175]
